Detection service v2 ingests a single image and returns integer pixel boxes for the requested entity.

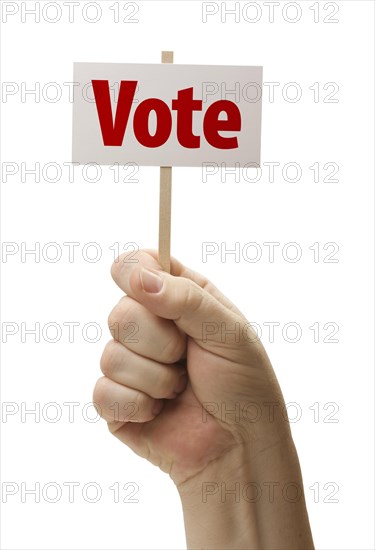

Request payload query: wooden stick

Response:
[158,51,173,273]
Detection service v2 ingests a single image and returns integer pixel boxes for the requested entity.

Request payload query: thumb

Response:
[112,256,256,362]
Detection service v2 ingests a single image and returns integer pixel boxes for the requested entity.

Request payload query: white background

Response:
[0,1,374,549]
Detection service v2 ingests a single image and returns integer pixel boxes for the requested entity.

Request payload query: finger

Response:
[111,251,254,362]
[100,339,188,399]
[108,295,186,364]
[112,249,244,317]
[93,376,164,423]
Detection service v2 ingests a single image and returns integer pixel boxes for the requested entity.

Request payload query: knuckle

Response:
[159,336,185,364]
[155,370,178,398]
[92,376,109,410]
[108,297,138,334]
[107,303,120,330]
[119,297,138,323]
[180,280,204,315]
[111,251,140,280]
[100,340,117,378]
[133,390,150,414]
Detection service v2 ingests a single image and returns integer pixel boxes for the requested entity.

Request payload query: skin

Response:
[93,249,315,549]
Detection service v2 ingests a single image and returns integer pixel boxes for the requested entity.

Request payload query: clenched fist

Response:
[93,249,314,549]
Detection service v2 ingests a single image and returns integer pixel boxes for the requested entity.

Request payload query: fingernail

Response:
[152,399,164,416]
[175,373,188,394]
[140,268,164,294]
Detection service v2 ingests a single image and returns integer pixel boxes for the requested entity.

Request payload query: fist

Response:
[93,250,287,486]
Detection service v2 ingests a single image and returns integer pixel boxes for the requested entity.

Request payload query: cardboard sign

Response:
[72,62,262,167]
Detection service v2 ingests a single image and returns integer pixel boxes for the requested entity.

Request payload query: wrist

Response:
[177,443,261,550]
[176,433,314,550]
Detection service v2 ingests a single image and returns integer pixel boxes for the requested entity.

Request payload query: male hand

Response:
[93,249,289,487]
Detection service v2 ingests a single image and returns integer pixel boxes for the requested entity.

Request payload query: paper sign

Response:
[72,62,262,167]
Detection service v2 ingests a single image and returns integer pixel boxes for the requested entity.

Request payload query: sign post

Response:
[159,51,173,273]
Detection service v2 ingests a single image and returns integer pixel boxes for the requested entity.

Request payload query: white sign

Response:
[72,62,262,167]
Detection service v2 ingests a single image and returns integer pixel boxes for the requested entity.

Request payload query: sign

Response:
[72,62,262,167]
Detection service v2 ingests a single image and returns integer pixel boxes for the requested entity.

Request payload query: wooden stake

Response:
[158,51,173,273]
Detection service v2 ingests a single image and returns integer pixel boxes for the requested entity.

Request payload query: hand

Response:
[93,249,314,549]
[93,249,289,486]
